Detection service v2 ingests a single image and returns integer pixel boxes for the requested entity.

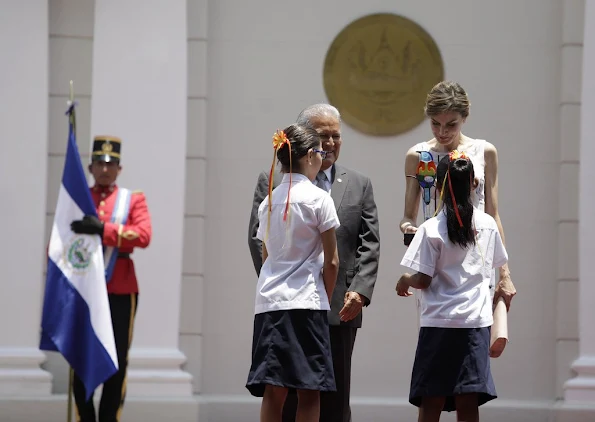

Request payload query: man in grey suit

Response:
[248,104,380,422]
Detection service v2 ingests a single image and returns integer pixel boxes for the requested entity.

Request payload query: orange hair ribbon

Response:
[449,150,468,161]
[266,130,292,240]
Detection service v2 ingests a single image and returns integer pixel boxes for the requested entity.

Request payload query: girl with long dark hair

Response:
[396,152,509,422]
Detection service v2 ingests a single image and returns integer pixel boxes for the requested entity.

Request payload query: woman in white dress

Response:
[399,80,516,309]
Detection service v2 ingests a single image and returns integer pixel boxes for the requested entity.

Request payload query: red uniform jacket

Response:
[91,184,152,294]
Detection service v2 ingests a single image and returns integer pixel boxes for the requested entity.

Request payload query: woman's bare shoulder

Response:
[462,136,497,160]
[483,141,498,165]
[483,140,497,153]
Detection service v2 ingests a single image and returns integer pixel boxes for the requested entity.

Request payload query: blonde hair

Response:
[424,81,470,118]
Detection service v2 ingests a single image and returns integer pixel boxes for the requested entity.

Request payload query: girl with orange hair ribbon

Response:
[396,154,509,421]
[247,124,340,422]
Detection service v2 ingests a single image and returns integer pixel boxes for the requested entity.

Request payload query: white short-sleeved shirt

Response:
[255,173,340,314]
[400,208,508,328]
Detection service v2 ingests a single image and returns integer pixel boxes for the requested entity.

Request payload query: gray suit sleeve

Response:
[248,171,269,276]
[348,177,380,305]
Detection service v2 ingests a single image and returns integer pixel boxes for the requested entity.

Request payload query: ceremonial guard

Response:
[70,136,152,422]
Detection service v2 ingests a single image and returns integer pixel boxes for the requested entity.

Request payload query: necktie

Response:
[316,172,329,192]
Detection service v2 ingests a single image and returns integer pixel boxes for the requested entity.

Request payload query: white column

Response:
[90,0,192,396]
[563,0,595,404]
[0,1,53,395]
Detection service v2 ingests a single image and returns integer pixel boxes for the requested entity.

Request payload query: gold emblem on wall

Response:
[323,13,444,136]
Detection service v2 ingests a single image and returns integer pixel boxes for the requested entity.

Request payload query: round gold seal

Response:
[323,14,444,136]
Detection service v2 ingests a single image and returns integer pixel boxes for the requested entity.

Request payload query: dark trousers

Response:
[282,326,358,422]
[73,294,138,422]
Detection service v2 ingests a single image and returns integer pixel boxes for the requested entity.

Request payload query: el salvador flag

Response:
[40,102,118,400]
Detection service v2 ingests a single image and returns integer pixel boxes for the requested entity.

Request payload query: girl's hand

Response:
[396,274,413,297]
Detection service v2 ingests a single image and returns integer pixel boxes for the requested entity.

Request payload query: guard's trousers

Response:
[73,294,138,422]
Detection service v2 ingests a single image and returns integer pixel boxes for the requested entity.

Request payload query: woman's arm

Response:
[400,147,422,234]
[321,228,339,301]
[484,142,517,310]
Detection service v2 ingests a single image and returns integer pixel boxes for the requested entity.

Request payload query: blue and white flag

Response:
[40,103,118,400]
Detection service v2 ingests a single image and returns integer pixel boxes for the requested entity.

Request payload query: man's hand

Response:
[71,215,104,236]
[339,292,364,322]
[493,273,516,311]
[396,274,413,297]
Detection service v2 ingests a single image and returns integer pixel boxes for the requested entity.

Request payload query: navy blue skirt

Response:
[246,309,336,397]
[410,327,496,412]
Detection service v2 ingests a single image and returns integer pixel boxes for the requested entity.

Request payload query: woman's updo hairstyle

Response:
[424,81,470,118]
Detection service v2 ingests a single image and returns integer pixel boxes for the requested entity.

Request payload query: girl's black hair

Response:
[277,124,320,172]
[436,155,475,248]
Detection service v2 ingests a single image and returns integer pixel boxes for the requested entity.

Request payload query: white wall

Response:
[204,0,562,417]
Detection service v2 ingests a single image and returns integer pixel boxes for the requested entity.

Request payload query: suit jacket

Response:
[91,184,152,294]
[248,165,380,327]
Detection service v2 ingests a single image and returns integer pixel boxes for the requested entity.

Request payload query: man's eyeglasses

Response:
[313,149,328,159]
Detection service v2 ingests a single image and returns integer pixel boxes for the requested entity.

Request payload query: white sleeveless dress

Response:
[411,138,487,219]
[409,139,495,321]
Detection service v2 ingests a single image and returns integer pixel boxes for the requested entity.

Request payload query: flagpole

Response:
[66,80,75,422]
[67,367,74,422]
